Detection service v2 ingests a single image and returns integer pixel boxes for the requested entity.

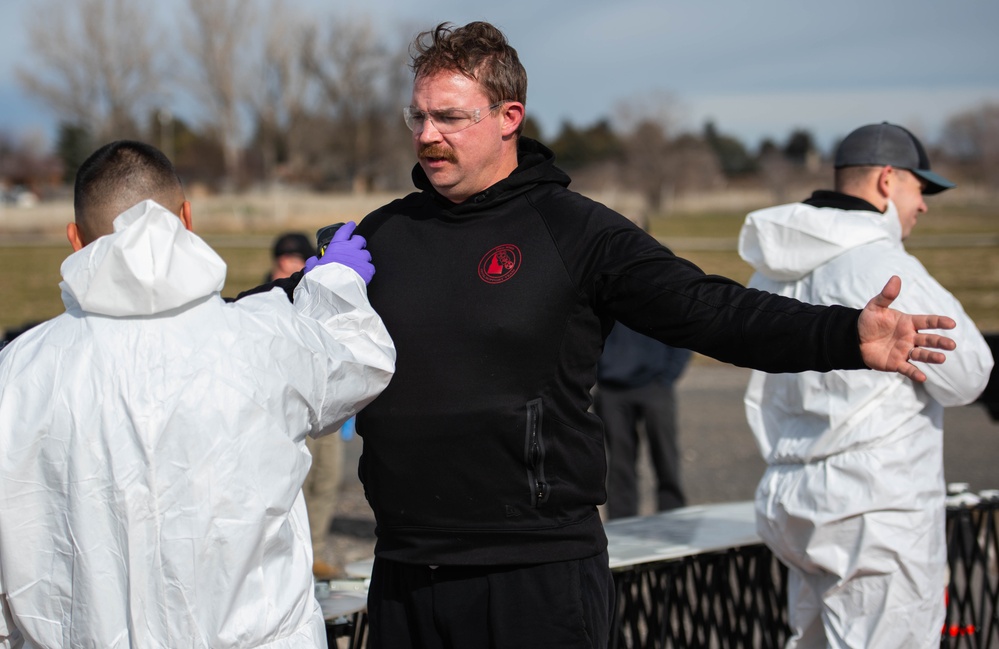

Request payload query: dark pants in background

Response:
[596,381,684,518]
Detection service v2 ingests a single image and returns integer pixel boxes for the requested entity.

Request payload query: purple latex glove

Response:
[302,221,375,284]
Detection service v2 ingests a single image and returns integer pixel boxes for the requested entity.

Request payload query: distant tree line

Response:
[3,0,998,208]
[10,0,416,194]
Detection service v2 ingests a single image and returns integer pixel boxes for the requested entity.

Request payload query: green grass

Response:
[1,246,67,333]
[0,244,274,335]
[650,202,999,240]
[647,203,999,331]
[4,202,999,337]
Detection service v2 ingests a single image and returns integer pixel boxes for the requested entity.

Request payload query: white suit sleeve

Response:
[897,266,993,407]
[292,263,396,435]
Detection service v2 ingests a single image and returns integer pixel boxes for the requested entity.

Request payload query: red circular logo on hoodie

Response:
[478,244,521,284]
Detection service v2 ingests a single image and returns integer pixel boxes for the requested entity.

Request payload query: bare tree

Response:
[615,91,684,139]
[614,92,721,212]
[183,0,259,189]
[248,0,311,184]
[615,93,679,212]
[619,118,673,212]
[668,134,725,196]
[300,14,409,192]
[380,22,422,189]
[757,144,794,204]
[16,0,168,141]
[941,103,999,194]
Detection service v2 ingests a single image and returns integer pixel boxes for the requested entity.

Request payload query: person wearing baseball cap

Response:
[268,232,316,281]
[835,121,956,195]
[738,123,992,648]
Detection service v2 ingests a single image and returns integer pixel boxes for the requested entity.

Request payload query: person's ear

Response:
[500,101,525,138]
[66,222,85,252]
[876,165,894,199]
[179,200,193,232]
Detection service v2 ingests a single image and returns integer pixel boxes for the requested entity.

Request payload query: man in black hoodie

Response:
[247,21,959,649]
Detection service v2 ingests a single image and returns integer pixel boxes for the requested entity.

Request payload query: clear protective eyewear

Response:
[403,102,507,135]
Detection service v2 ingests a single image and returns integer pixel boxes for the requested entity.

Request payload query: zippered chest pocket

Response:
[525,398,550,507]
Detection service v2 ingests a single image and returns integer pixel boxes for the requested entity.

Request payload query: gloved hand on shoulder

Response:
[303,221,374,284]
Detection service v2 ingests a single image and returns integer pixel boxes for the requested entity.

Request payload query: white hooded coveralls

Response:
[738,199,992,649]
[0,201,395,649]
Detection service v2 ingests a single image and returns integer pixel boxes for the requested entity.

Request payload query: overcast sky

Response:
[2,0,998,153]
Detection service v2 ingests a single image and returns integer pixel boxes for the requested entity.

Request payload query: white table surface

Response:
[317,591,367,620]
[315,579,369,620]
[605,501,759,569]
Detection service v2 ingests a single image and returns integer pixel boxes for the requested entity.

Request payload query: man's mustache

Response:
[419,144,457,163]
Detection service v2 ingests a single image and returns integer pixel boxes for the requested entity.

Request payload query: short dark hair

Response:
[410,22,528,134]
[74,140,185,244]
[834,165,881,193]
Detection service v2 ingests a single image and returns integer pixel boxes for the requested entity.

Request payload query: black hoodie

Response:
[342,138,865,566]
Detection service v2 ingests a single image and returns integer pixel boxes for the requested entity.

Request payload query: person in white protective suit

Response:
[0,140,395,649]
[738,122,993,649]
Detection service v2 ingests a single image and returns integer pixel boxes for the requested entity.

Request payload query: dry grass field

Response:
[2,192,998,336]
[649,201,999,334]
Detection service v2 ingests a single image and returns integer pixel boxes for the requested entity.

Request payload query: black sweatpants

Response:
[366,550,614,649]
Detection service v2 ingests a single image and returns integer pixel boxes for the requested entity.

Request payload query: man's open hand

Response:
[858,276,957,382]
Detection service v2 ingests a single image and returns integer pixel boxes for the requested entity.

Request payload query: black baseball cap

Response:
[272,232,315,260]
[834,122,955,195]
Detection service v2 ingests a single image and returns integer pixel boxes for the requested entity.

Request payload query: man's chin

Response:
[422,163,457,190]
[422,174,462,201]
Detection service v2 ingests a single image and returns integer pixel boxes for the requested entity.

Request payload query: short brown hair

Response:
[73,140,185,245]
[834,165,881,194]
[410,22,528,133]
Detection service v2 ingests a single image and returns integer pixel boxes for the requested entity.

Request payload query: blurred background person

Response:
[268,232,316,282]
[596,321,692,518]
